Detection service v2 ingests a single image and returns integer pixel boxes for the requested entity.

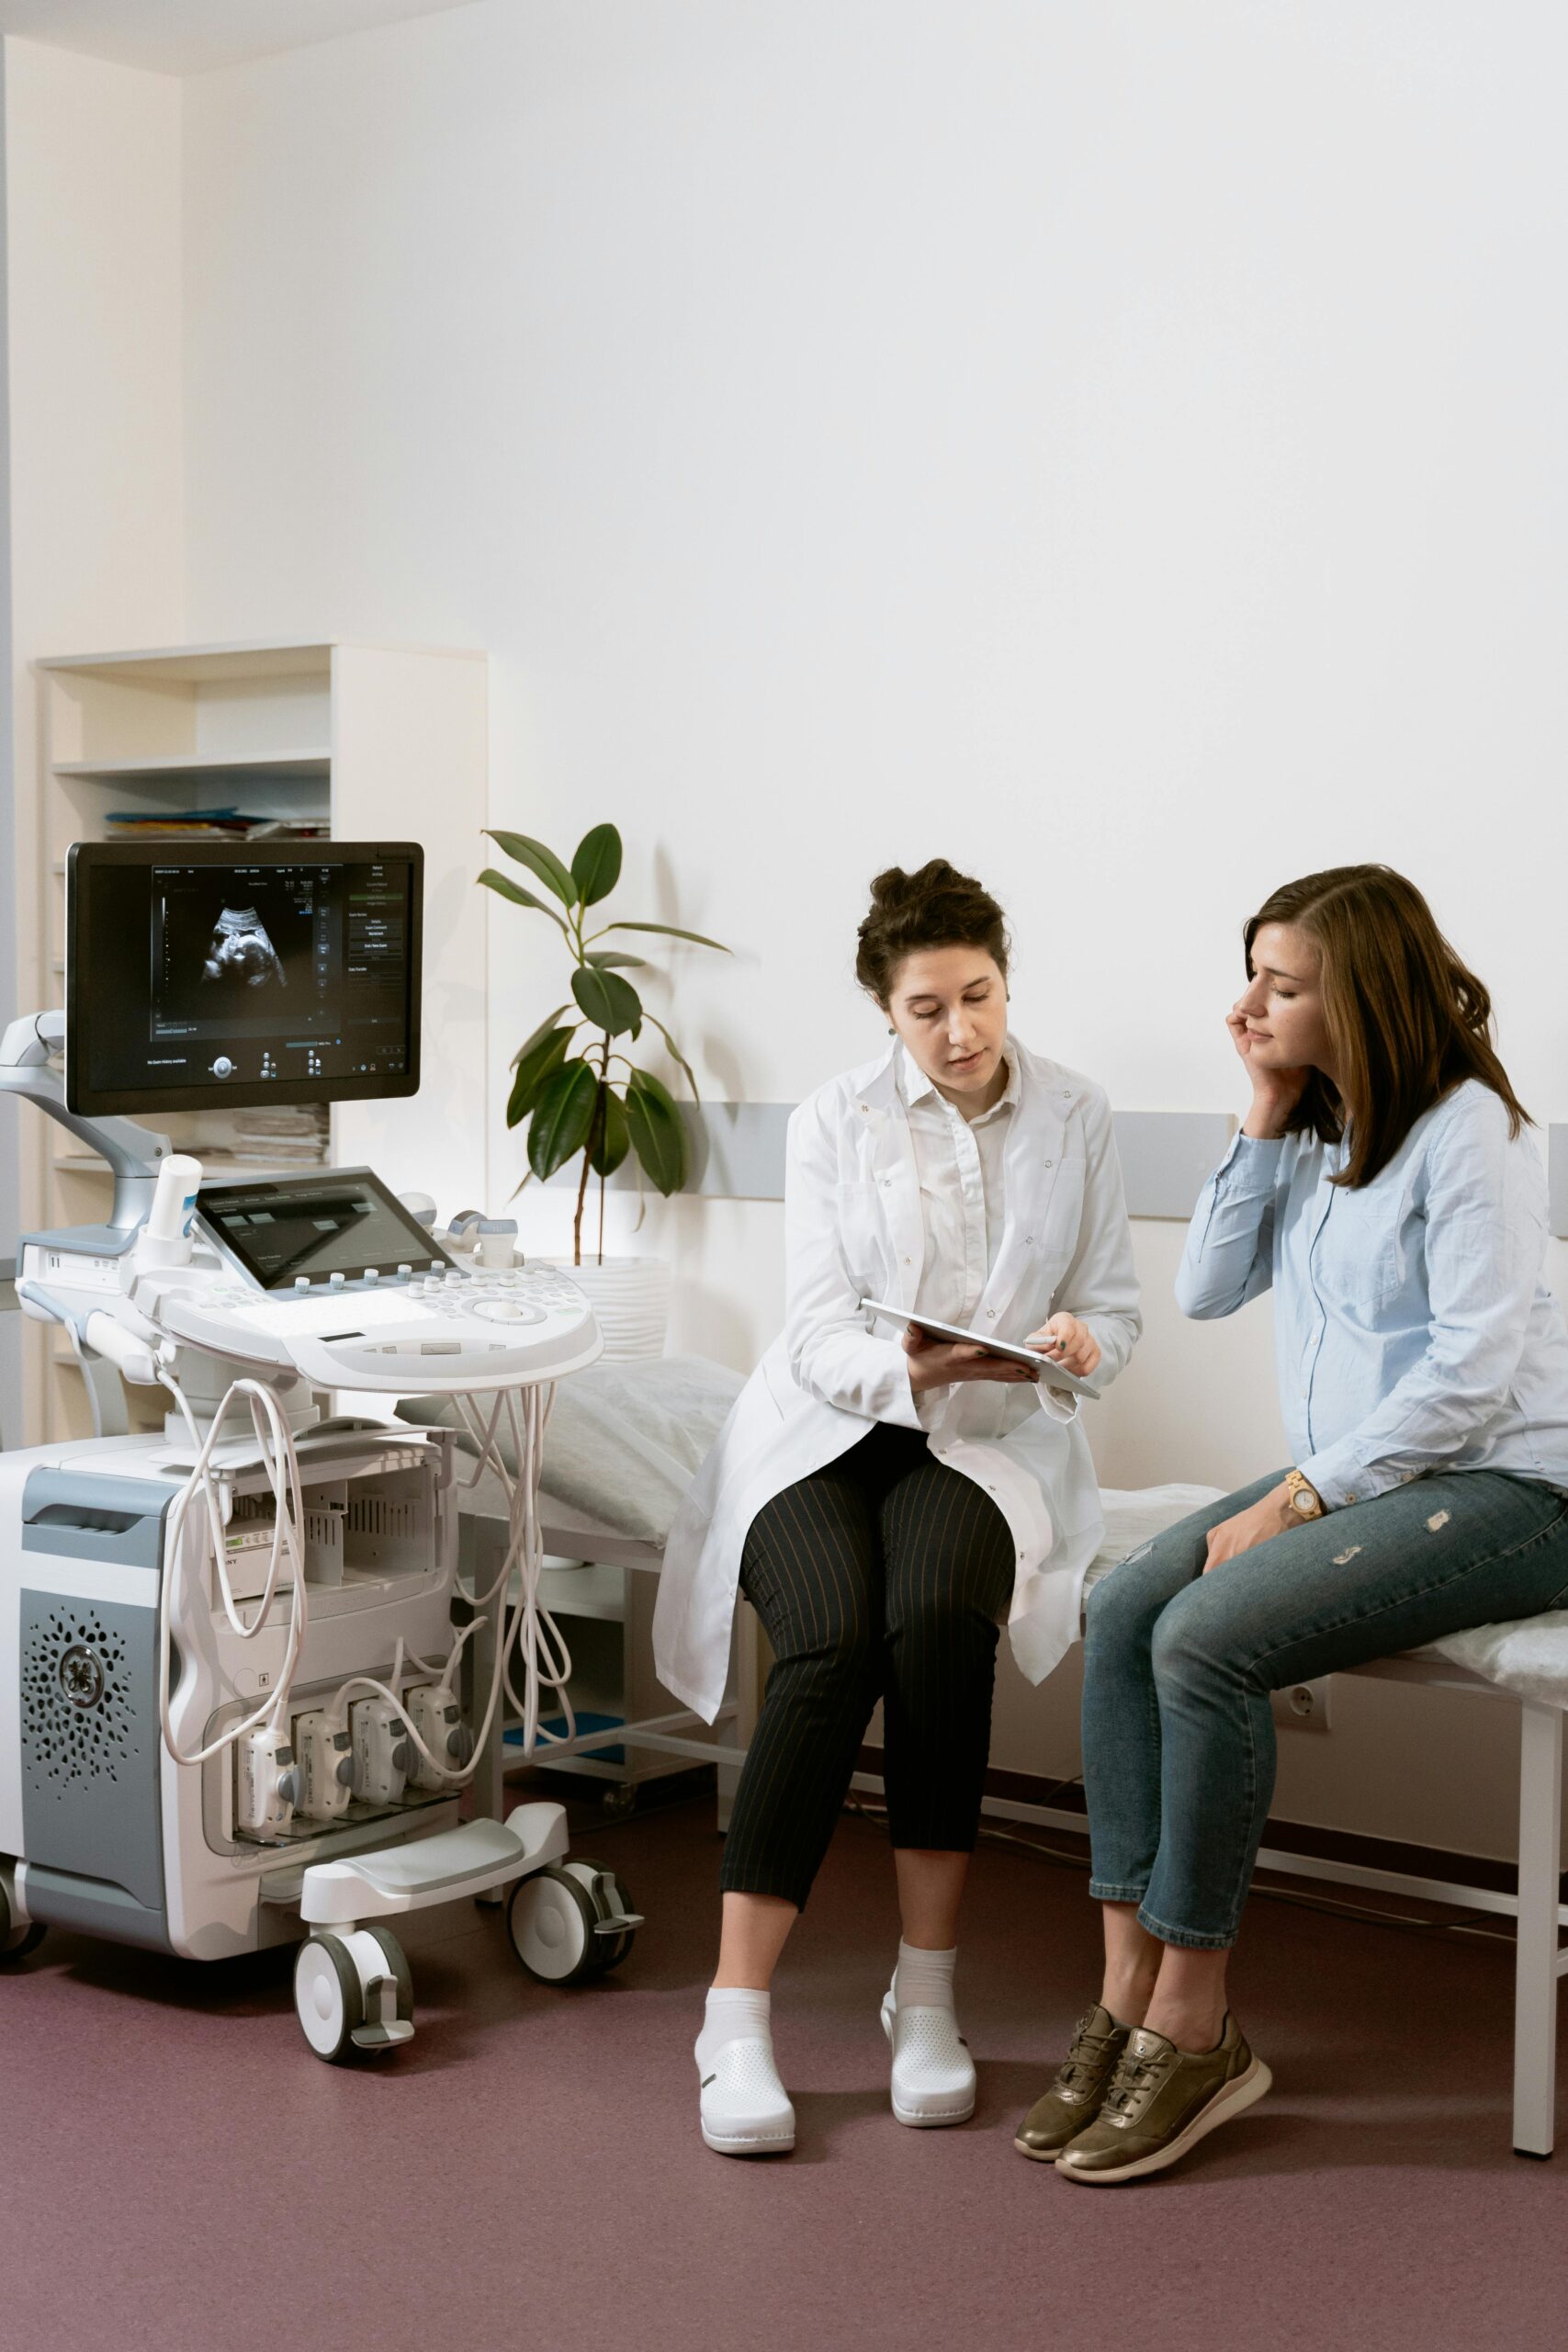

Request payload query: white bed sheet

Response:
[1089,1481,1568,1708]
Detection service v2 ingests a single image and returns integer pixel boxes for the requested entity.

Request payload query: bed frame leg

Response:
[1513,1700,1562,2157]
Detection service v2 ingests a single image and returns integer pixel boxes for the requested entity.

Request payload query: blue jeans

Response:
[1082,1468,1568,1949]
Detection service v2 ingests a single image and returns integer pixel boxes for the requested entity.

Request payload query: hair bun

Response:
[868,861,960,915]
[856,860,1010,1003]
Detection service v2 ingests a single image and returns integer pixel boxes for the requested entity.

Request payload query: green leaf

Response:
[527,1059,600,1179]
[640,1010,700,1101]
[510,1003,573,1067]
[505,1026,573,1127]
[588,1087,630,1177]
[584,950,647,970]
[594,920,730,952]
[570,823,623,908]
[571,965,643,1038]
[486,830,577,908]
[624,1068,687,1194]
[478,869,570,933]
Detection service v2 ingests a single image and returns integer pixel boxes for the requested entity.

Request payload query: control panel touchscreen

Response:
[195,1170,453,1290]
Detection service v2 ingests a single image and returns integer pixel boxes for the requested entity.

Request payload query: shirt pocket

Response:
[1029,1158,1086,1305]
[836,1181,888,1291]
[1314,1182,1410,1315]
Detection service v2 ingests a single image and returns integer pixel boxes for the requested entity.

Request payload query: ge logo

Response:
[58,1645,105,1710]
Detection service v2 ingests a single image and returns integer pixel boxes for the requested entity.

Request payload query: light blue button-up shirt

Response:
[1178,1079,1568,1509]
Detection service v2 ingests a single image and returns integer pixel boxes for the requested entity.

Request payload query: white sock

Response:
[893,1940,957,2011]
[696,1985,773,2069]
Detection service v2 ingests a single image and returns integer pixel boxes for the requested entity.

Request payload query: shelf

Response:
[51,1151,327,1178]
[39,640,335,684]
[27,634,489,1450]
[54,751,330,786]
[538,1561,629,1623]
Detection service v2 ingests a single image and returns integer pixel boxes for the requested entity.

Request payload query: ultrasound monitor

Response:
[65,841,423,1115]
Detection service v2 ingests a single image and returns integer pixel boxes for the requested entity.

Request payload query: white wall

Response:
[2,36,183,1436]
[24,0,1568,1856]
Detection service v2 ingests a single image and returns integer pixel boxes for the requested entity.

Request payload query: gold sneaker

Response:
[1055,2012,1270,2184]
[1014,2005,1132,2162]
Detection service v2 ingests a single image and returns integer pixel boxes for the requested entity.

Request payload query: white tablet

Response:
[860,1299,1103,1399]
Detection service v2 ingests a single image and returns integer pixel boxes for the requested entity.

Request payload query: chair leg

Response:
[1513,1701,1562,2157]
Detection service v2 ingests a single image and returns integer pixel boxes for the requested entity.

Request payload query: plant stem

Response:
[573,1080,601,1271]
[571,1033,614,1267]
[572,1136,592,1269]
[597,1035,612,1265]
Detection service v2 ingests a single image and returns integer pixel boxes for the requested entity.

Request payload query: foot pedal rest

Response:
[592,1913,645,1936]
[351,2019,415,2050]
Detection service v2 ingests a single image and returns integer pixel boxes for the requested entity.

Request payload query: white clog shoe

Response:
[697,2034,796,2156]
[881,1986,976,2128]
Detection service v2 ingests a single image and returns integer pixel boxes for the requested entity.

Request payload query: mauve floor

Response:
[3,1791,1567,2352]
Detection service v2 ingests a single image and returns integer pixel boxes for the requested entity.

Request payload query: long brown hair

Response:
[1245,865,1529,1189]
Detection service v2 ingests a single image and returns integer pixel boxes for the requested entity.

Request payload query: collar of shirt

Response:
[897,1040,1020,1126]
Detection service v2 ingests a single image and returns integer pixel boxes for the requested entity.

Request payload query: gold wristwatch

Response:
[1284,1469,1325,1521]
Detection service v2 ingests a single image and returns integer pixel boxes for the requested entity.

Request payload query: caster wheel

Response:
[294,1932,364,2062]
[563,1858,639,1975]
[0,1881,45,1965]
[601,1783,637,1820]
[507,1865,598,1985]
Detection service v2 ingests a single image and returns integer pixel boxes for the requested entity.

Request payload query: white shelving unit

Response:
[21,638,491,1443]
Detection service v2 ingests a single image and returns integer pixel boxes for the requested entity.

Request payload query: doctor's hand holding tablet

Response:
[882,1307,1101,1393]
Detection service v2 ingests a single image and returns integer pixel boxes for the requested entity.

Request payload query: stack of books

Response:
[106,808,330,842]
[228,1105,331,1167]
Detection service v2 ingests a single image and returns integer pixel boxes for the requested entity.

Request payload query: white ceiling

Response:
[0,0,485,76]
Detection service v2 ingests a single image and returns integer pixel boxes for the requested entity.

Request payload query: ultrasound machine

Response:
[0,841,640,2060]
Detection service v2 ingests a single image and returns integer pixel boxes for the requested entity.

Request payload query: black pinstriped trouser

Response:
[719,1421,1018,1910]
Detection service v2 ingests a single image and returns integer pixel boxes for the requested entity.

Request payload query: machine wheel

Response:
[507,1865,598,1985]
[0,1881,45,1965]
[563,1858,639,1975]
[601,1782,637,1820]
[294,1932,365,2062]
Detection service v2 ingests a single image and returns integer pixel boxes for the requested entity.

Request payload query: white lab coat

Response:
[653,1037,1142,1722]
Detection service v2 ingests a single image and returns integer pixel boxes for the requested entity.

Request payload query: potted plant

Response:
[479,821,728,1353]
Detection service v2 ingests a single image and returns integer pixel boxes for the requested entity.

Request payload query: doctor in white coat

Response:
[656,860,1141,2158]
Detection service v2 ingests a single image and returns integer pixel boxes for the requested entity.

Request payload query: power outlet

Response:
[1271,1677,1332,1735]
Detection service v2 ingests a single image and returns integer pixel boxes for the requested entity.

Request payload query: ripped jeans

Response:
[1082,1467,1568,1948]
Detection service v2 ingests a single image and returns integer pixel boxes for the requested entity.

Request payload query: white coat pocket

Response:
[836,1182,887,1289]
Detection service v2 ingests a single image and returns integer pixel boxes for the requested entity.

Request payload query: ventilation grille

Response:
[346,1496,422,1542]
[22,1609,136,1788]
[231,1500,343,1544]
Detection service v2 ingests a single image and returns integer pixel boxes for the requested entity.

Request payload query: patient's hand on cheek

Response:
[902,1326,1037,1395]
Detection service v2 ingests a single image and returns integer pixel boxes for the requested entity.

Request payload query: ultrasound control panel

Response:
[154,1170,605,1391]
[159,1261,603,1393]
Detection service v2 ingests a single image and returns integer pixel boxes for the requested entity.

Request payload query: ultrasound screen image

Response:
[68,845,421,1114]
[203,907,288,991]
[157,874,315,1034]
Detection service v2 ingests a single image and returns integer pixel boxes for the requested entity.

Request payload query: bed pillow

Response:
[397,1353,744,1544]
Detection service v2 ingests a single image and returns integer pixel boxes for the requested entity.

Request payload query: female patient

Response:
[655,860,1141,2156]
[1018,864,1568,2183]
